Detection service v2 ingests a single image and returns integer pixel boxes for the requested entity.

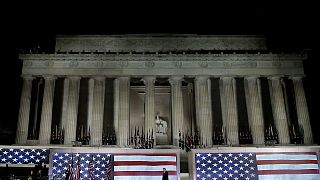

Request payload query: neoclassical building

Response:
[15,34,313,148]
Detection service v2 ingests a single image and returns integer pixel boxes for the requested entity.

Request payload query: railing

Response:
[102,133,116,145]
[128,127,154,149]
[50,125,118,146]
[47,124,305,146]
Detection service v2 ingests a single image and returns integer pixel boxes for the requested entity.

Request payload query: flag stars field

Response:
[195,152,320,180]
[0,148,48,164]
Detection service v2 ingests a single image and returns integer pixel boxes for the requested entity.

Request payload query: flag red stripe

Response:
[114,161,177,166]
[257,160,318,165]
[114,153,177,156]
[256,152,316,155]
[258,169,319,175]
[114,170,177,176]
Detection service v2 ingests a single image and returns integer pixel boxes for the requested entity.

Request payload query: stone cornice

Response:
[20,53,306,77]
[55,35,267,51]
[19,53,307,61]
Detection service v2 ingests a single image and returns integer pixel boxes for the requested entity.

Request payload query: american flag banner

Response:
[256,152,320,180]
[0,148,49,164]
[195,151,320,180]
[51,152,113,179]
[113,153,178,180]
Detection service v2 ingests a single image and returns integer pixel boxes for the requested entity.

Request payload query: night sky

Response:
[2,3,319,144]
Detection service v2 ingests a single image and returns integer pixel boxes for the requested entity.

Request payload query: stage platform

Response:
[0,145,319,179]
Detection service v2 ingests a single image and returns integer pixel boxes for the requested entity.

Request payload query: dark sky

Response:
[2,3,319,144]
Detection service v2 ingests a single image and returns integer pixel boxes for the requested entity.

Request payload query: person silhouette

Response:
[28,170,33,180]
[65,166,72,180]
[162,168,169,180]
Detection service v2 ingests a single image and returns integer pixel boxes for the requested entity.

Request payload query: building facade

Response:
[15,34,313,149]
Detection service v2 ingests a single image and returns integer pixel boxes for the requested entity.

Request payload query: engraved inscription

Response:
[223,62,232,68]
[119,61,128,67]
[174,61,182,68]
[199,62,208,68]
[272,61,281,67]
[24,61,33,67]
[69,61,79,68]
[145,61,155,68]
[44,61,54,67]
[94,61,104,67]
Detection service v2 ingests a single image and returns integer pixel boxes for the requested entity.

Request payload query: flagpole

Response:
[76,156,78,180]
[89,154,94,179]
[71,153,74,179]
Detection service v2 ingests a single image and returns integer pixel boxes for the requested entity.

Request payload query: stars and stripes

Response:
[195,152,320,180]
[0,148,49,164]
[113,153,177,180]
[196,152,258,180]
[51,152,113,179]
[256,152,320,180]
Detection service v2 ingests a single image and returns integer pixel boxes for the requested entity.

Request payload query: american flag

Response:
[195,152,320,180]
[51,152,113,179]
[256,152,320,180]
[113,153,177,180]
[0,148,49,164]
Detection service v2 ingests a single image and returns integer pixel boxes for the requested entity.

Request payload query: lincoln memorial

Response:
[15,34,313,147]
[5,34,318,179]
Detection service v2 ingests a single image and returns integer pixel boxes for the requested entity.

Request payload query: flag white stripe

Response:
[114,175,177,180]
[256,154,317,160]
[114,155,176,161]
[258,174,320,180]
[114,165,177,171]
[257,164,319,170]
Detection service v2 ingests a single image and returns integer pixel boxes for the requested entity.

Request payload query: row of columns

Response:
[15,75,313,146]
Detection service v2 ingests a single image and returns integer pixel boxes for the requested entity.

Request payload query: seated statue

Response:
[162,120,167,134]
[155,112,167,134]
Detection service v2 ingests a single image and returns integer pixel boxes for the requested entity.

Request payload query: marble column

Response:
[195,76,212,146]
[32,79,43,135]
[90,77,106,146]
[60,78,69,130]
[113,78,120,141]
[169,76,184,146]
[245,76,265,144]
[87,78,94,133]
[207,78,213,142]
[64,76,81,145]
[221,76,239,145]
[219,78,226,138]
[143,76,156,141]
[187,83,195,133]
[290,76,313,144]
[268,76,290,144]
[15,75,34,144]
[117,77,130,147]
[39,75,56,144]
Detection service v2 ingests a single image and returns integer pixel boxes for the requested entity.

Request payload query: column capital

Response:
[244,75,260,80]
[195,76,209,80]
[289,75,305,80]
[67,76,81,81]
[117,76,130,81]
[169,76,183,83]
[220,76,235,81]
[267,75,284,80]
[169,76,184,85]
[220,76,235,80]
[92,76,106,81]
[21,75,34,80]
[42,75,57,80]
[142,76,156,85]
